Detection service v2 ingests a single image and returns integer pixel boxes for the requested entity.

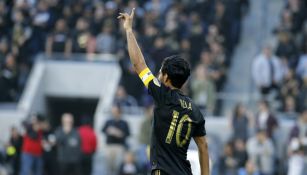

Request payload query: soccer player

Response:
[118,8,210,175]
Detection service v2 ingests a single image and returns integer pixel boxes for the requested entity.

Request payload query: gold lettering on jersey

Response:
[176,115,192,147]
[179,99,192,110]
[165,110,179,144]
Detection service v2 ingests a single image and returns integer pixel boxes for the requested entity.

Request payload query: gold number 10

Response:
[165,110,192,147]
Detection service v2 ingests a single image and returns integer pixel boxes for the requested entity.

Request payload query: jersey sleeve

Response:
[192,110,206,137]
[193,120,206,137]
[138,67,166,104]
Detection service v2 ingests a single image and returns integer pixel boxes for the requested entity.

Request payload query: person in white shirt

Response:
[296,53,307,79]
[247,130,275,175]
[252,46,284,96]
[287,138,305,175]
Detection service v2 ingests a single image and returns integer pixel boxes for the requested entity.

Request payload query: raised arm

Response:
[118,8,147,74]
[194,136,210,175]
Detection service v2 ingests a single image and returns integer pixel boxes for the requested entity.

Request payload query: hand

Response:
[107,127,124,138]
[117,8,135,32]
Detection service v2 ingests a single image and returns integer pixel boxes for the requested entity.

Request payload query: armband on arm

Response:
[138,68,155,88]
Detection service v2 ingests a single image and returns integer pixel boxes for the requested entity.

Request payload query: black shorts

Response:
[151,169,169,175]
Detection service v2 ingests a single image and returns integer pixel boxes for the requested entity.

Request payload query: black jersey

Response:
[148,79,206,175]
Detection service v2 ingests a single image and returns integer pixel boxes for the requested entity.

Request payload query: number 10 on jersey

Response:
[165,110,193,147]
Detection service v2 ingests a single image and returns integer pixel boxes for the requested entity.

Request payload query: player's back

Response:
[148,80,206,175]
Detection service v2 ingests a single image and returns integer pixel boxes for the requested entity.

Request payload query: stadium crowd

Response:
[1,0,307,175]
[252,0,307,115]
[1,100,307,175]
[0,0,249,115]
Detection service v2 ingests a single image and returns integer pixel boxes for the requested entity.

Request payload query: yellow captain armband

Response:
[139,68,155,88]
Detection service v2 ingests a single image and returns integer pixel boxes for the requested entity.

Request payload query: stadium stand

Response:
[0,0,307,175]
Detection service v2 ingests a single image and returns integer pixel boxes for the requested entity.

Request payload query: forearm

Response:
[126,30,147,73]
[199,144,210,175]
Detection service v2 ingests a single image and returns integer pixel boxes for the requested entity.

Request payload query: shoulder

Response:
[105,119,113,124]
[148,78,169,92]
[191,101,205,121]
[122,120,129,125]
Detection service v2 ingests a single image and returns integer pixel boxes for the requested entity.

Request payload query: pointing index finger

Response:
[130,8,135,18]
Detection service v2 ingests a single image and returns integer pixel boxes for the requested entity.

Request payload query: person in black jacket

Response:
[6,126,23,175]
[55,113,81,175]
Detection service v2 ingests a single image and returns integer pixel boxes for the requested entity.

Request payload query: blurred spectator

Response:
[238,160,260,175]
[45,19,72,57]
[150,36,172,72]
[234,139,248,169]
[209,41,226,89]
[247,130,275,175]
[118,151,140,175]
[20,114,44,175]
[78,116,97,175]
[280,70,299,112]
[252,46,284,96]
[119,54,145,101]
[55,113,81,175]
[190,64,216,114]
[71,18,95,53]
[96,23,116,54]
[296,44,307,79]
[138,105,153,146]
[0,53,18,102]
[0,1,9,36]
[288,108,307,142]
[282,95,298,117]
[31,0,51,53]
[212,1,229,45]
[206,25,225,50]
[277,9,294,34]
[137,105,153,173]
[287,138,305,175]
[11,10,32,62]
[199,49,225,93]
[275,31,297,67]
[218,142,238,175]
[5,127,22,175]
[0,39,8,64]
[188,12,205,66]
[144,0,169,15]
[231,103,251,142]
[41,120,56,175]
[114,86,138,109]
[297,77,307,112]
[102,104,130,175]
[255,100,278,139]
[285,0,305,34]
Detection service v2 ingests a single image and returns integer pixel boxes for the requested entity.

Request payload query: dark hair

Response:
[161,55,190,88]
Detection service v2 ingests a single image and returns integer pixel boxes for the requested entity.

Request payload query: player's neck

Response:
[166,83,179,91]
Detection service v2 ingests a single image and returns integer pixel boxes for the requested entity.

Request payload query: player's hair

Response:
[161,55,190,88]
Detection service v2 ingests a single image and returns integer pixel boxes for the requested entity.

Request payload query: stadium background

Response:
[0,0,306,175]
